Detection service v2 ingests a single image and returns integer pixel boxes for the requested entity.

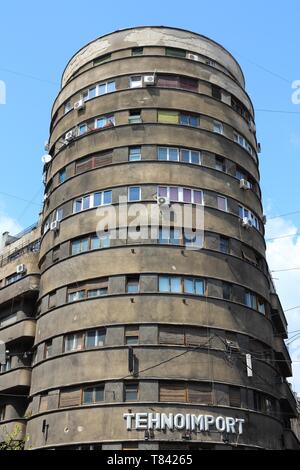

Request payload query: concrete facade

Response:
[0,26,299,450]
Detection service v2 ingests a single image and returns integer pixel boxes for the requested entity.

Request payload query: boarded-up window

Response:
[165,48,186,58]
[157,75,180,88]
[188,383,212,404]
[59,388,81,408]
[159,326,185,345]
[185,327,208,346]
[48,292,56,309]
[125,326,139,345]
[75,152,112,174]
[229,386,241,407]
[179,77,198,91]
[158,110,179,124]
[39,395,49,412]
[159,383,186,402]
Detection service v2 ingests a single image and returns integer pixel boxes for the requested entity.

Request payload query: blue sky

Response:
[0,0,300,391]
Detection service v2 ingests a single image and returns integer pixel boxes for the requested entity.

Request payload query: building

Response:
[0,26,299,450]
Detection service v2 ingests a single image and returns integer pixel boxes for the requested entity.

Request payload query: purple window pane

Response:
[158,187,168,197]
[194,191,202,204]
[183,188,191,203]
[170,187,179,201]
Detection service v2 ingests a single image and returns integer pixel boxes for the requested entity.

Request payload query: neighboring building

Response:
[0,26,299,450]
[0,224,40,444]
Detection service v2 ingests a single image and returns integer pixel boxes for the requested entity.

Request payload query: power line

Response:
[0,191,41,206]
[271,267,300,273]
[0,66,59,86]
[285,306,300,313]
[268,211,300,220]
[256,109,300,115]
[266,233,299,242]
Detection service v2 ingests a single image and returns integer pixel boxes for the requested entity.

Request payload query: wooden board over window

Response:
[159,383,186,402]
[185,327,208,346]
[159,326,185,345]
[59,388,81,408]
[188,383,212,404]
[229,386,241,407]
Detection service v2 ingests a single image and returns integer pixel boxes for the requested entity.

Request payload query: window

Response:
[222,282,232,301]
[67,290,85,303]
[73,191,112,213]
[239,205,259,229]
[132,47,143,56]
[220,236,229,254]
[179,113,198,127]
[122,443,139,450]
[159,276,205,296]
[83,386,104,404]
[85,329,106,349]
[98,80,116,95]
[157,186,203,205]
[165,47,186,58]
[0,313,17,328]
[215,156,226,172]
[128,109,142,124]
[125,326,139,345]
[59,388,82,408]
[91,233,110,249]
[233,132,253,156]
[44,340,52,359]
[245,291,257,310]
[128,186,141,202]
[75,152,113,174]
[129,147,141,161]
[236,168,254,189]
[211,85,222,100]
[93,53,111,65]
[159,382,212,404]
[64,101,72,114]
[52,245,60,262]
[130,76,143,88]
[64,333,84,352]
[83,86,96,101]
[0,357,11,373]
[0,405,6,421]
[71,237,89,255]
[257,298,266,315]
[181,149,201,165]
[158,147,179,161]
[126,277,140,293]
[159,227,182,245]
[79,123,88,135]
[229,386,241,407]
[96,115,115,128]
[124,383,138,401]
[5,273,23,286]
[48,291,56,309]
[55,207,64,221]
[67,279,108,303]
[213,121,223,134]
[58,168,66,184]
[217,196,228,212]
[158,110,179,124]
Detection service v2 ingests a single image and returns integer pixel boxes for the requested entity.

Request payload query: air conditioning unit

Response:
[16,264,26,274]
[262,215,267,225]
[240,179,251,190]
[249,121,256,133]
[157,196,170,207]
[65,130,75,142]
[74,99,85,111]
[242,217,252,229]
[44,141,50,152]
[257,143,262,153]
[43,193,49,202]
[206,59,216,67]
[144,75,156,86]
[187,53,199,61]
[50,221,60,232]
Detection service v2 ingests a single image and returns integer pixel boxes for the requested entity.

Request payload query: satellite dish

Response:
[41,154,52,164]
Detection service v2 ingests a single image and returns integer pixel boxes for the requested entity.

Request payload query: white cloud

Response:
[266,216,300,394]
[0,208,22,249]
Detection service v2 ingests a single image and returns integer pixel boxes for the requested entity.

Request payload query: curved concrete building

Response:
[12,26,299,449]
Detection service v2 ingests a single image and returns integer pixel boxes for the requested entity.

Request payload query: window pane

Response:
[103,190,112,205]
[98,84,106,95]
[159,276,170,292]
[91,235,101,250]
[180,114,189,125]
[181,150,190,163]
[95,388,104,402]
[128,187,140,201]
[191,151,200,164]
[171,277,182,293]
[89,87,96,99]
[79,124,87,135]
[107,81,116,93]
[96,118,106,128]
[130,76,142,88]
[169,148,179,161]
[83,388,94,404]
[86,331,96,348]
[170,228,181,245]
[158,111,179,124]
[126,336,139,345]
[87,289,103,298]
[184,278,194,294]
[195,280,205,295]
[83,195,90,210]
[158,147,168,160]
[158,186,168,197]
[127,280,139,293]
[193,191,202,204]
[101,234,110,248]
[189,115,198,127]
[217,196,227,211]
[170,187,178,201]
[183,188,192,203]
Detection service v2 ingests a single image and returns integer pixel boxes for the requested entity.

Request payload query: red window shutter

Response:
[157,75,180,88]
[179,76,198,91]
